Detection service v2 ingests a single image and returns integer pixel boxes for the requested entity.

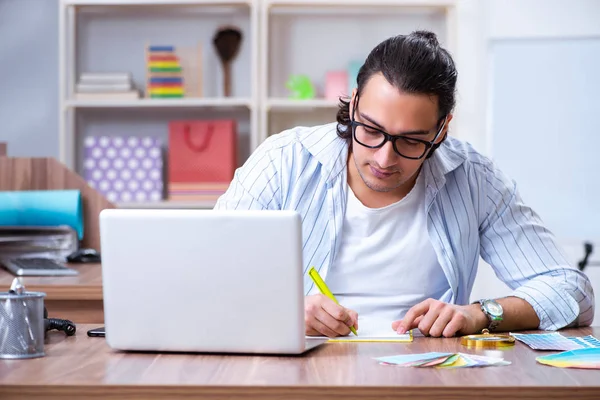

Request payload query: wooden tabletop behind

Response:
[0,263,102,300]
[1,325,599,400]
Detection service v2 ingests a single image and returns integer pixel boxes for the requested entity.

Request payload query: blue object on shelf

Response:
[149,45,175,52]
[0,190,84,240]
[347,60,362,94]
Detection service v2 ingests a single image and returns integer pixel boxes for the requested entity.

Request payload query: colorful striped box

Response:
[146,45,185,98]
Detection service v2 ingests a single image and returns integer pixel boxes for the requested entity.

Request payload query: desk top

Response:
[0,263,102,300]
[1,326,599,400]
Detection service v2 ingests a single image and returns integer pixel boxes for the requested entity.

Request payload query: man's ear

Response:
[349,88,358,115]
[425,114,453,159]
[435,113,453,145]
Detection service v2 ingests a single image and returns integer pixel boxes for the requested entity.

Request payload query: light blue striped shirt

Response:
[214,122,594,330]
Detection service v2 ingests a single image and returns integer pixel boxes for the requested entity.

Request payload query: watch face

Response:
[484,301,503,317]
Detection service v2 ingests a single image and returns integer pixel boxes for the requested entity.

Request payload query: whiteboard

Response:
[489,38,600,240]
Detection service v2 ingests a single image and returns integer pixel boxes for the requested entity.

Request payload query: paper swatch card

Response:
[376,352,510,368]
[536,348,600,369]
[511,332,600,351]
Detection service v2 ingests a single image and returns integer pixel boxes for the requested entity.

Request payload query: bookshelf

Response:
[260,0,454,138]
[58,0,458,209]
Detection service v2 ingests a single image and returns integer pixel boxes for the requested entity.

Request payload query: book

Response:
[74,90,140,100]
[76,82,132,92]
[79,72,131,84]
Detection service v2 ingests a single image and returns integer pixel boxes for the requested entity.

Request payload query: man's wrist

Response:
[469,303,490,333]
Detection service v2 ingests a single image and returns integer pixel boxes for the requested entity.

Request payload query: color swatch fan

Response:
[146,45,184,98]
[536,348,600,369]
[376,352,510,368]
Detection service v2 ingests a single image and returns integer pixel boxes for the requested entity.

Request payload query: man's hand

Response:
[305,294,358,337]
[392,298,488,338]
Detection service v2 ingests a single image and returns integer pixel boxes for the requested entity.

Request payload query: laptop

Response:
[99,209,326,355]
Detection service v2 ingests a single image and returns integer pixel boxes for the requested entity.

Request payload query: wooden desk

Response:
[1,326,599,400]
[0,264,103,323]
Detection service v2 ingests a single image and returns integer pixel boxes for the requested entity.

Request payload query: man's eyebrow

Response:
[359,112,432,136]
[359,112,386,130]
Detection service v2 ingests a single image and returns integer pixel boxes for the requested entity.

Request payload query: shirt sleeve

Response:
[213,136,282,211]
[478,163,595,330]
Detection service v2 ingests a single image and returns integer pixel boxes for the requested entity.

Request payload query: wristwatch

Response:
[476,299,503,331]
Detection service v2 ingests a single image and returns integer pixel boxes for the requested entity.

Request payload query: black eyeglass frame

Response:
[349,95,448,160]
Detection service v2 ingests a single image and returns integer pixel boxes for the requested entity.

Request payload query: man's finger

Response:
[320,299,352,326]
[442,313,466,338]
[315,306,352,336]
[308,318,339,338]
[416,303,445,336]
[428,308,454,337]
[346,309,359,330]
[396,299,433,333]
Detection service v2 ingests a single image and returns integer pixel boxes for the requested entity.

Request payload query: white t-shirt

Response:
[325,172,450,328]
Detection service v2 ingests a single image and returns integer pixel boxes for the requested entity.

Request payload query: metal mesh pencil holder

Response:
[0,288,46,359]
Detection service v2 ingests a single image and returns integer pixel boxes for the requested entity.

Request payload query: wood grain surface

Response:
[0,263,103,300]
[0,263,104,323]
[1,326,598,400]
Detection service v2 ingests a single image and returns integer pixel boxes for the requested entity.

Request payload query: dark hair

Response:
[336,30,457,156]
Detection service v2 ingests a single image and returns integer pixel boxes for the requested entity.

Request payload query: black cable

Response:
[45,317,77,336]
[578,242,594,271]
[43,307,77,336]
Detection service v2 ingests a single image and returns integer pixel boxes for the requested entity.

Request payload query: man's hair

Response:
[336,30,458,156]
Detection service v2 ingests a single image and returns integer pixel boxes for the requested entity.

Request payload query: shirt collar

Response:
[300,123,349,184]
[423,137,467,192]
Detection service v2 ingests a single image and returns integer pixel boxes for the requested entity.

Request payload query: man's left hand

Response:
[392,298,489,338]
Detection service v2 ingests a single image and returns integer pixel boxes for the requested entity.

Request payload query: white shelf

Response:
[63,0,253,6]
[266,0,455,8]
[65,97,253,109]
[266,98,339,111]
[117,200,216,209]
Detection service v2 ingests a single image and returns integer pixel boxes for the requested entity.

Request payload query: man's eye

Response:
[402,138,422,146]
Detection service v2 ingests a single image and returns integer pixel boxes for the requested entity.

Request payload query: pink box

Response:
[325,71,348,100]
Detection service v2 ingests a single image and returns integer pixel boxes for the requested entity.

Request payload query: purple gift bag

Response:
[83,136,164,203]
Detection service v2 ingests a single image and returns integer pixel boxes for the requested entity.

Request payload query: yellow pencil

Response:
[308,266,358,336]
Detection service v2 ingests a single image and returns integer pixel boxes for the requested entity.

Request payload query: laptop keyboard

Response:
[1,257,78,276]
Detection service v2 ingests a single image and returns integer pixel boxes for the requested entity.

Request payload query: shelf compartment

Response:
[117,200,217,209]
[266,98,339,111]
[65,97,253,109]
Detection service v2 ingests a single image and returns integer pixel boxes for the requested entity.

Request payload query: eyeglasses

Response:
[350,96,447,160]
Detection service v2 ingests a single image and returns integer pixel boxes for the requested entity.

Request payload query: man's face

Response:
[349,73,451,194]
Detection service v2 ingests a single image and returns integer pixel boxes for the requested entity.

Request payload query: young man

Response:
[215,31,594,338]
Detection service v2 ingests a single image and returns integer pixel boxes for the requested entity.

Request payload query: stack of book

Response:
[75,72,139,100]
[146,45,184,98]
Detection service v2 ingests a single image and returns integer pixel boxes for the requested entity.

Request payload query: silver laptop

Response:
[99,209,326,355]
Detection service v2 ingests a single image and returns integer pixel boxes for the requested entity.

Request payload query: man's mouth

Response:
[369,165,396,179]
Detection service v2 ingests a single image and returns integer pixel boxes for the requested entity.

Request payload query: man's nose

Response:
[373,141,398,169]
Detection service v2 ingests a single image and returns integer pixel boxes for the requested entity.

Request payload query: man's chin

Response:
[364,179,399,193]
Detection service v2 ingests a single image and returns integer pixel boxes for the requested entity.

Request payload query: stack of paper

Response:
[75,72,139,100]
[376,352,510,368]
[0,226,78,260]
[536,348,600,369]
[313,316,414,342]
[511,332,600,351]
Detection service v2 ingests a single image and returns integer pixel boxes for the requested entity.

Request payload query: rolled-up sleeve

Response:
[478,164,595,330]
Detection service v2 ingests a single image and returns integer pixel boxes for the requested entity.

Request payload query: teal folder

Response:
[0,190,84,239]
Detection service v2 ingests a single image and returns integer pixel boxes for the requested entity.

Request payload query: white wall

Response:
[0,0,59,158]
[469,0,600,326]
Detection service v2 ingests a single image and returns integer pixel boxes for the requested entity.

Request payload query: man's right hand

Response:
[304,294,358,337]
